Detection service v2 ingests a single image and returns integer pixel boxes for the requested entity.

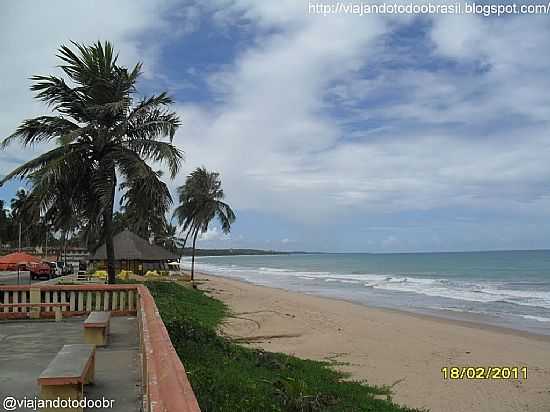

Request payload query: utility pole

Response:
[18,222,21,252]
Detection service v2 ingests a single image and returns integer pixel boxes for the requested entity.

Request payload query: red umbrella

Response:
[0,252,42,284]
[0,252,41,270]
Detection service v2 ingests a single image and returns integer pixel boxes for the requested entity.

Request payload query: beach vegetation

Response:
[147,280,425,411]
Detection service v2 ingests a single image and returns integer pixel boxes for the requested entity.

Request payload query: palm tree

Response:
[9,189,41,248]
[119,169,172,242]
[0,200,8,247]
[156,223,185,254]
[27,170,82,260]
[173,167,236,280]
[0,41,183,283]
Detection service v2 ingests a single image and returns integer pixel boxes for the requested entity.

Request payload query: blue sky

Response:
[2,1,550,253]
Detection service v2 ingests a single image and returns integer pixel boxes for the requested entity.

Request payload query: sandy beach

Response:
[198,274,550,412]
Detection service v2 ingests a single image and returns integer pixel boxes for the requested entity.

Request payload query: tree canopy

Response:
[173,167,236,279]
[0,41,183,282]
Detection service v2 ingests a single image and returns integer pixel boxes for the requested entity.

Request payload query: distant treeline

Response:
[0,191,62,249]
[180,248,308,257]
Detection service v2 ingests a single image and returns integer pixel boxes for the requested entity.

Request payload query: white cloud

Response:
[430,14,487,60]
[171,7,550,225]
[0,0,186,173]
[171,4,389,221]
[198,226,230,241]
[382,235,398,248]
[3,1,550,251]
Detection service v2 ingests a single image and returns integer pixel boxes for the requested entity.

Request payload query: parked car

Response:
[29,262,53,280]
[56,261,74,275]
[48,262,61,277]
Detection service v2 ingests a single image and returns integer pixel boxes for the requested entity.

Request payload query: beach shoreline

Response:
[187,251,550,337]
[199,272,550,341]
[196,272,550,412]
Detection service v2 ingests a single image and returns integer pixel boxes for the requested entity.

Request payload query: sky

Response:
[1,1,550,253]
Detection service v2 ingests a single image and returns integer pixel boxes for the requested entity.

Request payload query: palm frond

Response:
[90,154,117,209]
[0,145,69,184]
[174,167,236,240]
[1,116,80,148]
[124,139,183,178]
[216,201,236,233]
[30,76,87,121]
[127,108,181,141]
[128,92,174,121]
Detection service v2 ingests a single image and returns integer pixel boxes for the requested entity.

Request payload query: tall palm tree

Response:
[27,170,82,260]
[0,200,8,247]
[0,41,183,283]
[173,167,236,280]
[9,189,40,248]
[119,169,171,242]
[156,223,185,254]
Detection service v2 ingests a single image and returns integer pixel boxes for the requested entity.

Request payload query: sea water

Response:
[184,250,550,336]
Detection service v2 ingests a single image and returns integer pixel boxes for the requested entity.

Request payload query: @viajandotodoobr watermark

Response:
[2,396,115,411]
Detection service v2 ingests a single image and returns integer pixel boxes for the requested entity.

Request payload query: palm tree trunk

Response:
[63,229,67,263]
[104,209,116,284]
[181,226,193,253]
[61,230,66,265]
[105,167,117,284]
[176,226,193,262]
[190,226,200,281]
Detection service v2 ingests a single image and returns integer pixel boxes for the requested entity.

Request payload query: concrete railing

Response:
[0,283,201,412]
[137,285,201,412]
[0,284,137,319]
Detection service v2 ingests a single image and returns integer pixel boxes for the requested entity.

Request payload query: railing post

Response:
[29,287,41,319]
[21,289,27,314]
[14,291,21,313]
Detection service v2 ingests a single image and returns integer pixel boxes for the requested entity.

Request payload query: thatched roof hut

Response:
[90,230,177,274]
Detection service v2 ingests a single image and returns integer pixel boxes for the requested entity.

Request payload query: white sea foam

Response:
[193,262,550,310]
[521,315,550,322]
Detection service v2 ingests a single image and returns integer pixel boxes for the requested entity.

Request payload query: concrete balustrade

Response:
[0,283,200,412]
[0,285,137,319]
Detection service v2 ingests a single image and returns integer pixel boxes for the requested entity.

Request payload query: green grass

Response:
[147,281,425,412]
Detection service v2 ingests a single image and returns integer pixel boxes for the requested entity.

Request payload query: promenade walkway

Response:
[0,317,140,411]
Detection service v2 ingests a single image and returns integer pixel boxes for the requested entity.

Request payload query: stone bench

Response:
[83,311,111,346]
[38,344,95,412]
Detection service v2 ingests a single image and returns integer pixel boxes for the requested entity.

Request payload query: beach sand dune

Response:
[199,274,550,412]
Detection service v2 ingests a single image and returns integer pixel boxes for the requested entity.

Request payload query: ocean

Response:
[183,250,550,336]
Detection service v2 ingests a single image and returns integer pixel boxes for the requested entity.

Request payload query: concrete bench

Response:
[83,311,111,346]
[38,344,95,412]
[0,303,70,321]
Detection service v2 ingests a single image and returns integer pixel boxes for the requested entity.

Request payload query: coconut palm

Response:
[0,41,183,283]
[0,200,9,247]
[119,169,172,242]
[26,169,83,260]
[173,167,235,280]
[156,223,185,254]
[9,189,42,248]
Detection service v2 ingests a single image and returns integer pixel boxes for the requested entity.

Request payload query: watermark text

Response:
[308,1,550,16]
[2,396,115,411]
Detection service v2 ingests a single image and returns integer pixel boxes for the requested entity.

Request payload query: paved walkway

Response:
[0,317,141,411]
